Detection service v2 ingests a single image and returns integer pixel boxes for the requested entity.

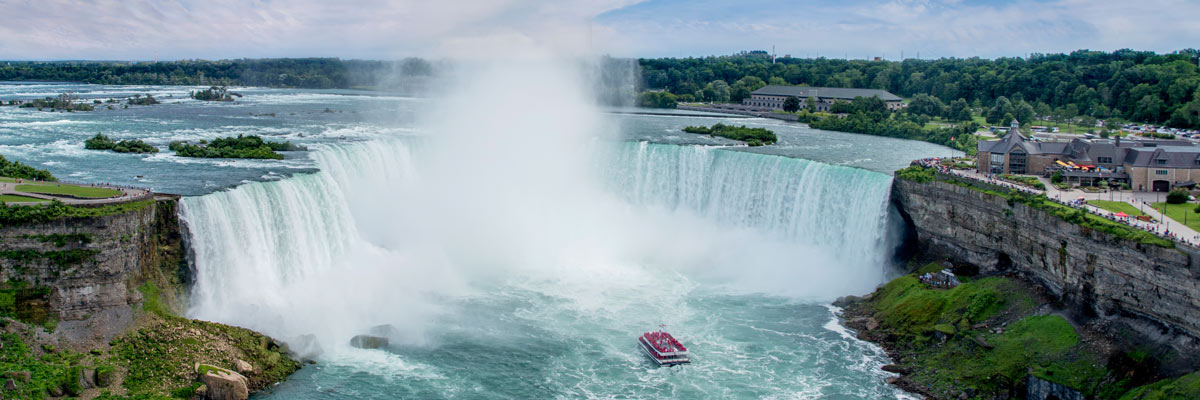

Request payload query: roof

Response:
[750,85,902,101]
[1124,146,1200,168]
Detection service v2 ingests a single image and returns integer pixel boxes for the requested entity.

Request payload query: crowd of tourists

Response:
[909,157,1200,248]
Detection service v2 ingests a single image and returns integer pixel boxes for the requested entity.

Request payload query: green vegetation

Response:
[190,85,238,101]
[17,183,122,199]
[636,91,678,108]
[0,200,153,227]
[1166,188,1189,204]
[902,166,1173,247]
[802,95,981,154]
[640,49,1200,129]
[169,135,305,159]
[1088,200,1147,217]
[0,155,56,182]
[0,195,46,203]
[1000,174,1047,190]
[1120,370,1200,400]
[682,123,777,146]
[125,94,160,106]
[848,263,1165,398]
[1150,202,1200,232]
[84,133,159,154]
[112,312,300,397]
[0,58,435,89]
[18,93,94,112]
[896,165,936,183]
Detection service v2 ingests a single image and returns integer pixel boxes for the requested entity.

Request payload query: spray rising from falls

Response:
[181,137,898,349]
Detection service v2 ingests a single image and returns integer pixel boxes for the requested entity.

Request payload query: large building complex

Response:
[742,85,903,112]
[977,120,1200,192]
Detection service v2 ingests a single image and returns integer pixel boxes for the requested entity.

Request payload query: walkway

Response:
[0,181,152,206]
[914,158,1200,247]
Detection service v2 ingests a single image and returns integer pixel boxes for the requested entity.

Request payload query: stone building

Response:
[976,119,1200,191]
[742,85,903,112]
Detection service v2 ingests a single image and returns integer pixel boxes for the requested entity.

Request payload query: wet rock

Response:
[833,295,863,307]
[1026,374,1085,400]
[865,318,880,331]
[196,363,249,400]
[234,359,255,376]
[881,364,910,374]
[886,377,899,384]
[350,335,388,349]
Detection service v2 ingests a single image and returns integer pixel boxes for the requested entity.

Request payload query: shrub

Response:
[896,165,935,183]
[1166,188,1189,204]
[681,123,777,144]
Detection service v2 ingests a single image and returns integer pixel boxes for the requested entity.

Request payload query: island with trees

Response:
[15,93,94,112]
[169,135,305,159]
[190,86,240,101]
[683,123,777,146]
[84,133,159,154]
[0,155,56,182]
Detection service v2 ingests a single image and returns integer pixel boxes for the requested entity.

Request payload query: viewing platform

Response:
[0,177,153,206]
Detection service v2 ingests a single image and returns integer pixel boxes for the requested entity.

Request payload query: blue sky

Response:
[0,0,1196,60]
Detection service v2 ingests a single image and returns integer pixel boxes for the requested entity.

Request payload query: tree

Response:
[948,99,972,122]
[783,96,801,112]
[805,96,818,112]
[908,94,947,118]
[1167,188,1190,204]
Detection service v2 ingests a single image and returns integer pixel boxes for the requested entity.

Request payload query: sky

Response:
[0,0,1197,60]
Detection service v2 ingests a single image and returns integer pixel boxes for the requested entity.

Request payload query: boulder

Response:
[195,384,208,398]
[865,318,880,331]
[80,368,96,389]
[3,379,15,391]
[48,385,63,397]
[234,359,255,376]
[95,367,114,387]
[350,335,388,349]
[881,364,910,374]
[196,364,249,400]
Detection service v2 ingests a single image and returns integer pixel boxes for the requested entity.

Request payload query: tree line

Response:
[638,49,1200,128]
[0,58,435,89]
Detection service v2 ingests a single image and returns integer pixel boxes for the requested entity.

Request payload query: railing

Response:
[908,158,1200,249]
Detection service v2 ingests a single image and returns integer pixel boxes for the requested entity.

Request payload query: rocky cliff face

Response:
[0,198,190,345]
[891,177,1200,356]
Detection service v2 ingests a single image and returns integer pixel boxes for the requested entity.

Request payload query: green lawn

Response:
[1151,202,1200,232]
[1087,200,1146,217]
[16,184,121,199]
[0,177,14,183]
[0,194,47,203]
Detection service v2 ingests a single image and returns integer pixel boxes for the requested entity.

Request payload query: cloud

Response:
[0,0,1194,60]
[0,0,644,60]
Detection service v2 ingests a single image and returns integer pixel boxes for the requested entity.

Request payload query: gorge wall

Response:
[890,176,1200,357]
[0,197,189,345]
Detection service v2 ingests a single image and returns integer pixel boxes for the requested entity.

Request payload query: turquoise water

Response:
[1,82,955,399]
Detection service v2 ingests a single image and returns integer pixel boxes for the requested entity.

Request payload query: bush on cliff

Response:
[895,165,935,183]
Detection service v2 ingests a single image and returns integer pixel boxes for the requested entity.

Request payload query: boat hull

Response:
[638,336,690,366]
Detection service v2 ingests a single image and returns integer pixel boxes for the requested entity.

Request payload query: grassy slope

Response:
[0,194,47,203]
[1088,200,1147,217]
[848,263,1130,398]
[16,184,122,199]
[1150,202,1200,232]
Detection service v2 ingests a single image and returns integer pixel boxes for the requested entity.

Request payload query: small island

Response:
[191,86,241,102]
[683,123,777,146]
[126,93,160,106]
[85,133,159,154]
[17,93,94,112]
[169,135,305,160]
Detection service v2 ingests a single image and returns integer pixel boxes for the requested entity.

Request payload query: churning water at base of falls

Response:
[180,138,916,399]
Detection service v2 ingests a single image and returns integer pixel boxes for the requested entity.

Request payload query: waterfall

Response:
[181,138,898,348]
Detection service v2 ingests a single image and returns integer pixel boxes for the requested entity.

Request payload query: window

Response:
[990,154,1004,164]
[1156,159,1167,165]
[1156,170,1169,175]
[1098,157,1113,164]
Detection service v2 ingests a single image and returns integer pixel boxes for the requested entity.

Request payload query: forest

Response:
[638,49,1200,128]
[0,58,436,89]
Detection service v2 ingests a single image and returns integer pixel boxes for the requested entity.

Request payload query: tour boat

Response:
[639,325,691,366]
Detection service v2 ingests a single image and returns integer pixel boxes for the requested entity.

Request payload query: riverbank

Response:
[0,195,300,398]
[841,163,1200,399]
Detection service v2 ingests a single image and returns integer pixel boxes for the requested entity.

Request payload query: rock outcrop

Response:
[196,364,250,400]
[891,177,1200,356]
[0,197,190,345]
